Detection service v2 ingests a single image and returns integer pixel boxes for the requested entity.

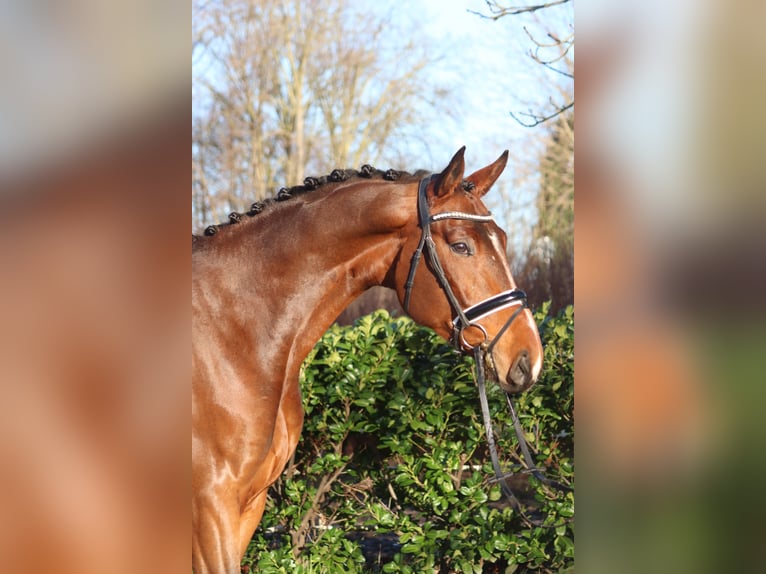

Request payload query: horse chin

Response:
[499,377,531,395]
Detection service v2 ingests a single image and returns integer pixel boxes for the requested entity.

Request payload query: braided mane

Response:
[192,164,430,247]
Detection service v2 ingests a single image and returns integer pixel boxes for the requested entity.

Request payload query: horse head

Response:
[390,147,543,393]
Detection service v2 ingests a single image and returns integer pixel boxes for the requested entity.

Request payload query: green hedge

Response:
[243,303,574,573]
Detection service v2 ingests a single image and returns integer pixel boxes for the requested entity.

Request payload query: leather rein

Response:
[403,176,571,524]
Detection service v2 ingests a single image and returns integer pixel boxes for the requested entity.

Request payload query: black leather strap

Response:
[460,289,528,324]
[402,177,433,313]
[403,176,471,330]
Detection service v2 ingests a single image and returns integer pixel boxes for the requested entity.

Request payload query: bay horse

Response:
[191,147,543,572]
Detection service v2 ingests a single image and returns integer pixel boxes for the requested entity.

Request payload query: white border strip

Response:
[430,212,495,223]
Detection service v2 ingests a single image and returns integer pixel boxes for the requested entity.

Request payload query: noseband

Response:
[403,176,571,523]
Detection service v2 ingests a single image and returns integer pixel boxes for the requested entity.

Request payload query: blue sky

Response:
[410,0,547,160]
[406,0,573,246]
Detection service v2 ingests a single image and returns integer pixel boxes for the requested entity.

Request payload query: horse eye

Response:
[450,242,472,256]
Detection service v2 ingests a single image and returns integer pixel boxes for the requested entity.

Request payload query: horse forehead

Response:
[435,195,505,242]
[442,191,491,215]
[458,202,507,258]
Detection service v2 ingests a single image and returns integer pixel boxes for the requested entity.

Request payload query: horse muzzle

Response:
[453,289,542,394]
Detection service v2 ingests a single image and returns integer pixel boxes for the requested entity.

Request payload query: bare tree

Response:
[192,0,441,229]
[473,0,573,127]
[535,111,573,244]
[521,109,574,311]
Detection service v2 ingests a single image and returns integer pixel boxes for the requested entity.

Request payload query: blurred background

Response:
[0,1,189,572]
[577,0,766,572]
[1,0,764,572]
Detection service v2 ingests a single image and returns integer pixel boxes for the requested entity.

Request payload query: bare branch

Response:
[510,100,573,128]
[470,0,571,21]
[537,60,574,79]
[522,26,574,79]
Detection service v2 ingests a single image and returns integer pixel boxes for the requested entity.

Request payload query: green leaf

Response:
[259,305,575,573]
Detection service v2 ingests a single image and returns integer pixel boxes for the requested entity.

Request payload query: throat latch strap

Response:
[402,177,433,313]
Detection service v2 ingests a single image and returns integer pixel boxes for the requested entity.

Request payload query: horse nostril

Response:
[517,350,530,376]
[509,350,531,390]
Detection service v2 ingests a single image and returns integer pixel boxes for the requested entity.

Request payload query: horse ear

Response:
[464,150,509,198]
[433,146,466,198]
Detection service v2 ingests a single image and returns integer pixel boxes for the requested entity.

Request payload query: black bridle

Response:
[403,176,571,522]
[403,176,528,344]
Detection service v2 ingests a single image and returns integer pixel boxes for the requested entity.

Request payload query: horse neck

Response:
[196,179,415,372]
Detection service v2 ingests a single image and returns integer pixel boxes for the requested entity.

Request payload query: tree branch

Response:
[522,26,574,79]
[510,100,573,128]
[470,0,572,21]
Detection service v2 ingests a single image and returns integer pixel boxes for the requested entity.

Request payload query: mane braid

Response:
[192,164,420,243]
